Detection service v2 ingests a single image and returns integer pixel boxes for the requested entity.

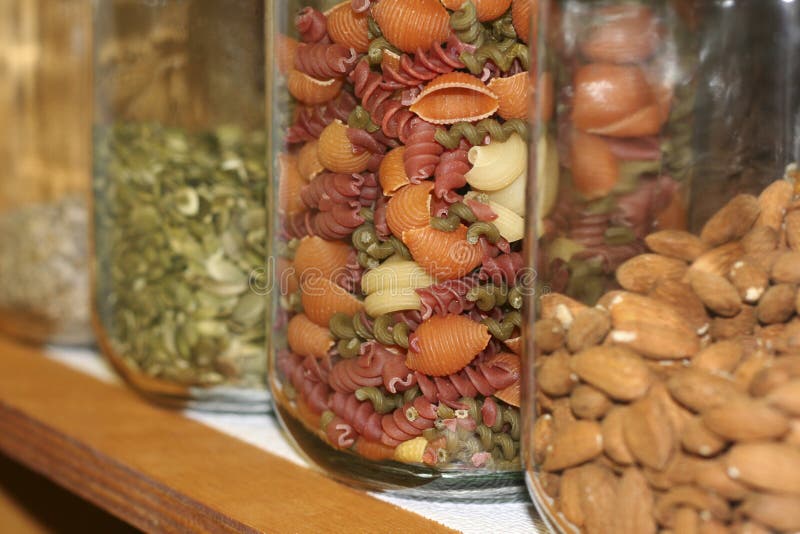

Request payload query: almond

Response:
[749,355,800,396]
[692,340,743,374]
[566,307,611,353]
[537,350,577,397]
[741,493,800,532]
[742,225,779,257]
[700,519,731,534]
[646,230,710,262]
[533,414,554,464]
[681,416,727,457]
[601,406,634,465]
[672,507,699,534]
[649,380,692,436]
[608,292,700,359]
[623,392,675,470]
[771,251,800,283]
[732,349,774,391]
[539,472,560,499]
[728,260,769,303]
[542,420,603,471]
[710,304,756,339]
[551,397,577,431]
[694,460,749,501]
[785,418,800,446]
[577,463,618,534]
[702,399,789,441]
[648,279,710,335]
[654,486,731,527]
[700,194,760,246]
[570,384,612,420]
[558,468,585,527]
[765,380,800,415]
[616,253,687,293]
[540,293,587,328]
[642,453,701,490]
[691,241,745,277]
[756,283,796,324]
[786,209,800,251]
[615,468,656,534]
[534,317,565,352]
[570,345,652,401]
[689,269,742,317]
[726,442,800,494]
[756,179,793,230]
[667,368,745,412]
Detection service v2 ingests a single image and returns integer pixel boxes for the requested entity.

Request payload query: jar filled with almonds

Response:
[92,0,269,411]
[526,1,800,532]
[0,0,92,346]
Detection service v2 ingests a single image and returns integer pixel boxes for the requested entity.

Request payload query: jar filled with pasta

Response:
[0,0,92,345]
[525,1,800,532]
[267,0,531,498]
[93,0,269,411]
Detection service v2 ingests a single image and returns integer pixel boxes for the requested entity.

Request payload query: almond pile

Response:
[531,179,800,534]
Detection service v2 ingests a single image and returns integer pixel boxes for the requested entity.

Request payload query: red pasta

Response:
[402,118,442,182]
[414,351,519,404]
[301,172,362,210]
[287,91,358,143]
[329,391,384,442]
[295,7,329,44]
[433,139,471,203]
[349,59,417,143]
[416,275,479,320]
[346,127,391,156]
[380,396,438,447]
[479,251,524,285]
[372,197,391,240]
[381,40,466,88]
[294,42,359,80]
[329,342,398,393]
[324,415,358,449]
[279,351,334,414]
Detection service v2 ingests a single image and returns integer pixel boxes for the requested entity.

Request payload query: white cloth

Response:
[46,347,545,534]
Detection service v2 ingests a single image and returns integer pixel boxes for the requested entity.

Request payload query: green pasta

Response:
[391,321,410,349]
[355,386,399,414]
[437,403,456,419]
[430,213,461,232]
[348,106,380,133]
[467,284,509,311]
[354,223,411,262]
[490,12,517,41]
[352,312,374,341]
[448,202,479,223]
[604,226,636,245]
[449,0,487,47]
[367,36,399,66]
[434,118,529,149]
[329,312,357,340]
[337,337,361,359]
[481,311,521,340]
[320,410,335,430]
[466,221,501,244]
[502,406,521,440]
[372,314,396,346]
[353,222,379,252]
[507,285,523,310]
[460,39,530,76]
[402,384,421,404]
[367,16,382,39]
[357,251,380,269]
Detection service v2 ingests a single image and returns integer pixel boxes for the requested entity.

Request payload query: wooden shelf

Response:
[0,336,454,533]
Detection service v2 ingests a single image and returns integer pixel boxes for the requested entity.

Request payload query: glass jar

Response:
[92,0,269,411]
[0,0,92,346]
[267,0,530,498]
[525,1,800,532]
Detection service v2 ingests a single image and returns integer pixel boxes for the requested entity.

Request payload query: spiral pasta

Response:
[460,38,530,76]
[295,7,328,43]
[434,118,528,149]
[294,43,359,81]
[450,0,488,47]
[434,140,472,203]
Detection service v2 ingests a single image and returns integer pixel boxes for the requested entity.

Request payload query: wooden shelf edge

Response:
[0,337,454,534]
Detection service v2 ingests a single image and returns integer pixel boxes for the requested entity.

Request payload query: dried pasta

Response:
[464,134,527,191]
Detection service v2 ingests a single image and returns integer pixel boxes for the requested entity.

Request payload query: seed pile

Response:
[531,178,800,533]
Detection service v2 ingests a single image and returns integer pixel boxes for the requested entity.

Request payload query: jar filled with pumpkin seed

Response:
[92,0,270,410]
[0,0,92,346]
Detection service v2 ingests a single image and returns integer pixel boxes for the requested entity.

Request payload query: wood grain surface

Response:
[0,336,454,534]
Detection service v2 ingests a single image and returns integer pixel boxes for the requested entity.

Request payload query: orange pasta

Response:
[386,181,433,238]
[378,146,411,196]
[487,72,528,121]
[293,236,352,282]
[580,5,661,64]
[371,0,450,54]
[277,257,300,295]
[287,69,344,105]
[326,1,370,53]
[288,313,334,358]
[301,276,364,327]
[297,140,325,182]
[410,72,499,125]
[354,437,396,461]
[317,120,371,174]
[511,0,534,44]
[504,336,522,356]
[278,153,306,215]
[569,130,619,200]
[571,63,654,133]
[406,315,491,376]
[441,0,512,21]
[491,353,521,407]
[402,224,483,280]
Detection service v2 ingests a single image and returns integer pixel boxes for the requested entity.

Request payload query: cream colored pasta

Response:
[480,171,526,216]
[536,134,559,234]
[466,192,525,243]
[392,436,428,463]
[361,260,436,295]
[364,288,422,316]
[464,133,527,191]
